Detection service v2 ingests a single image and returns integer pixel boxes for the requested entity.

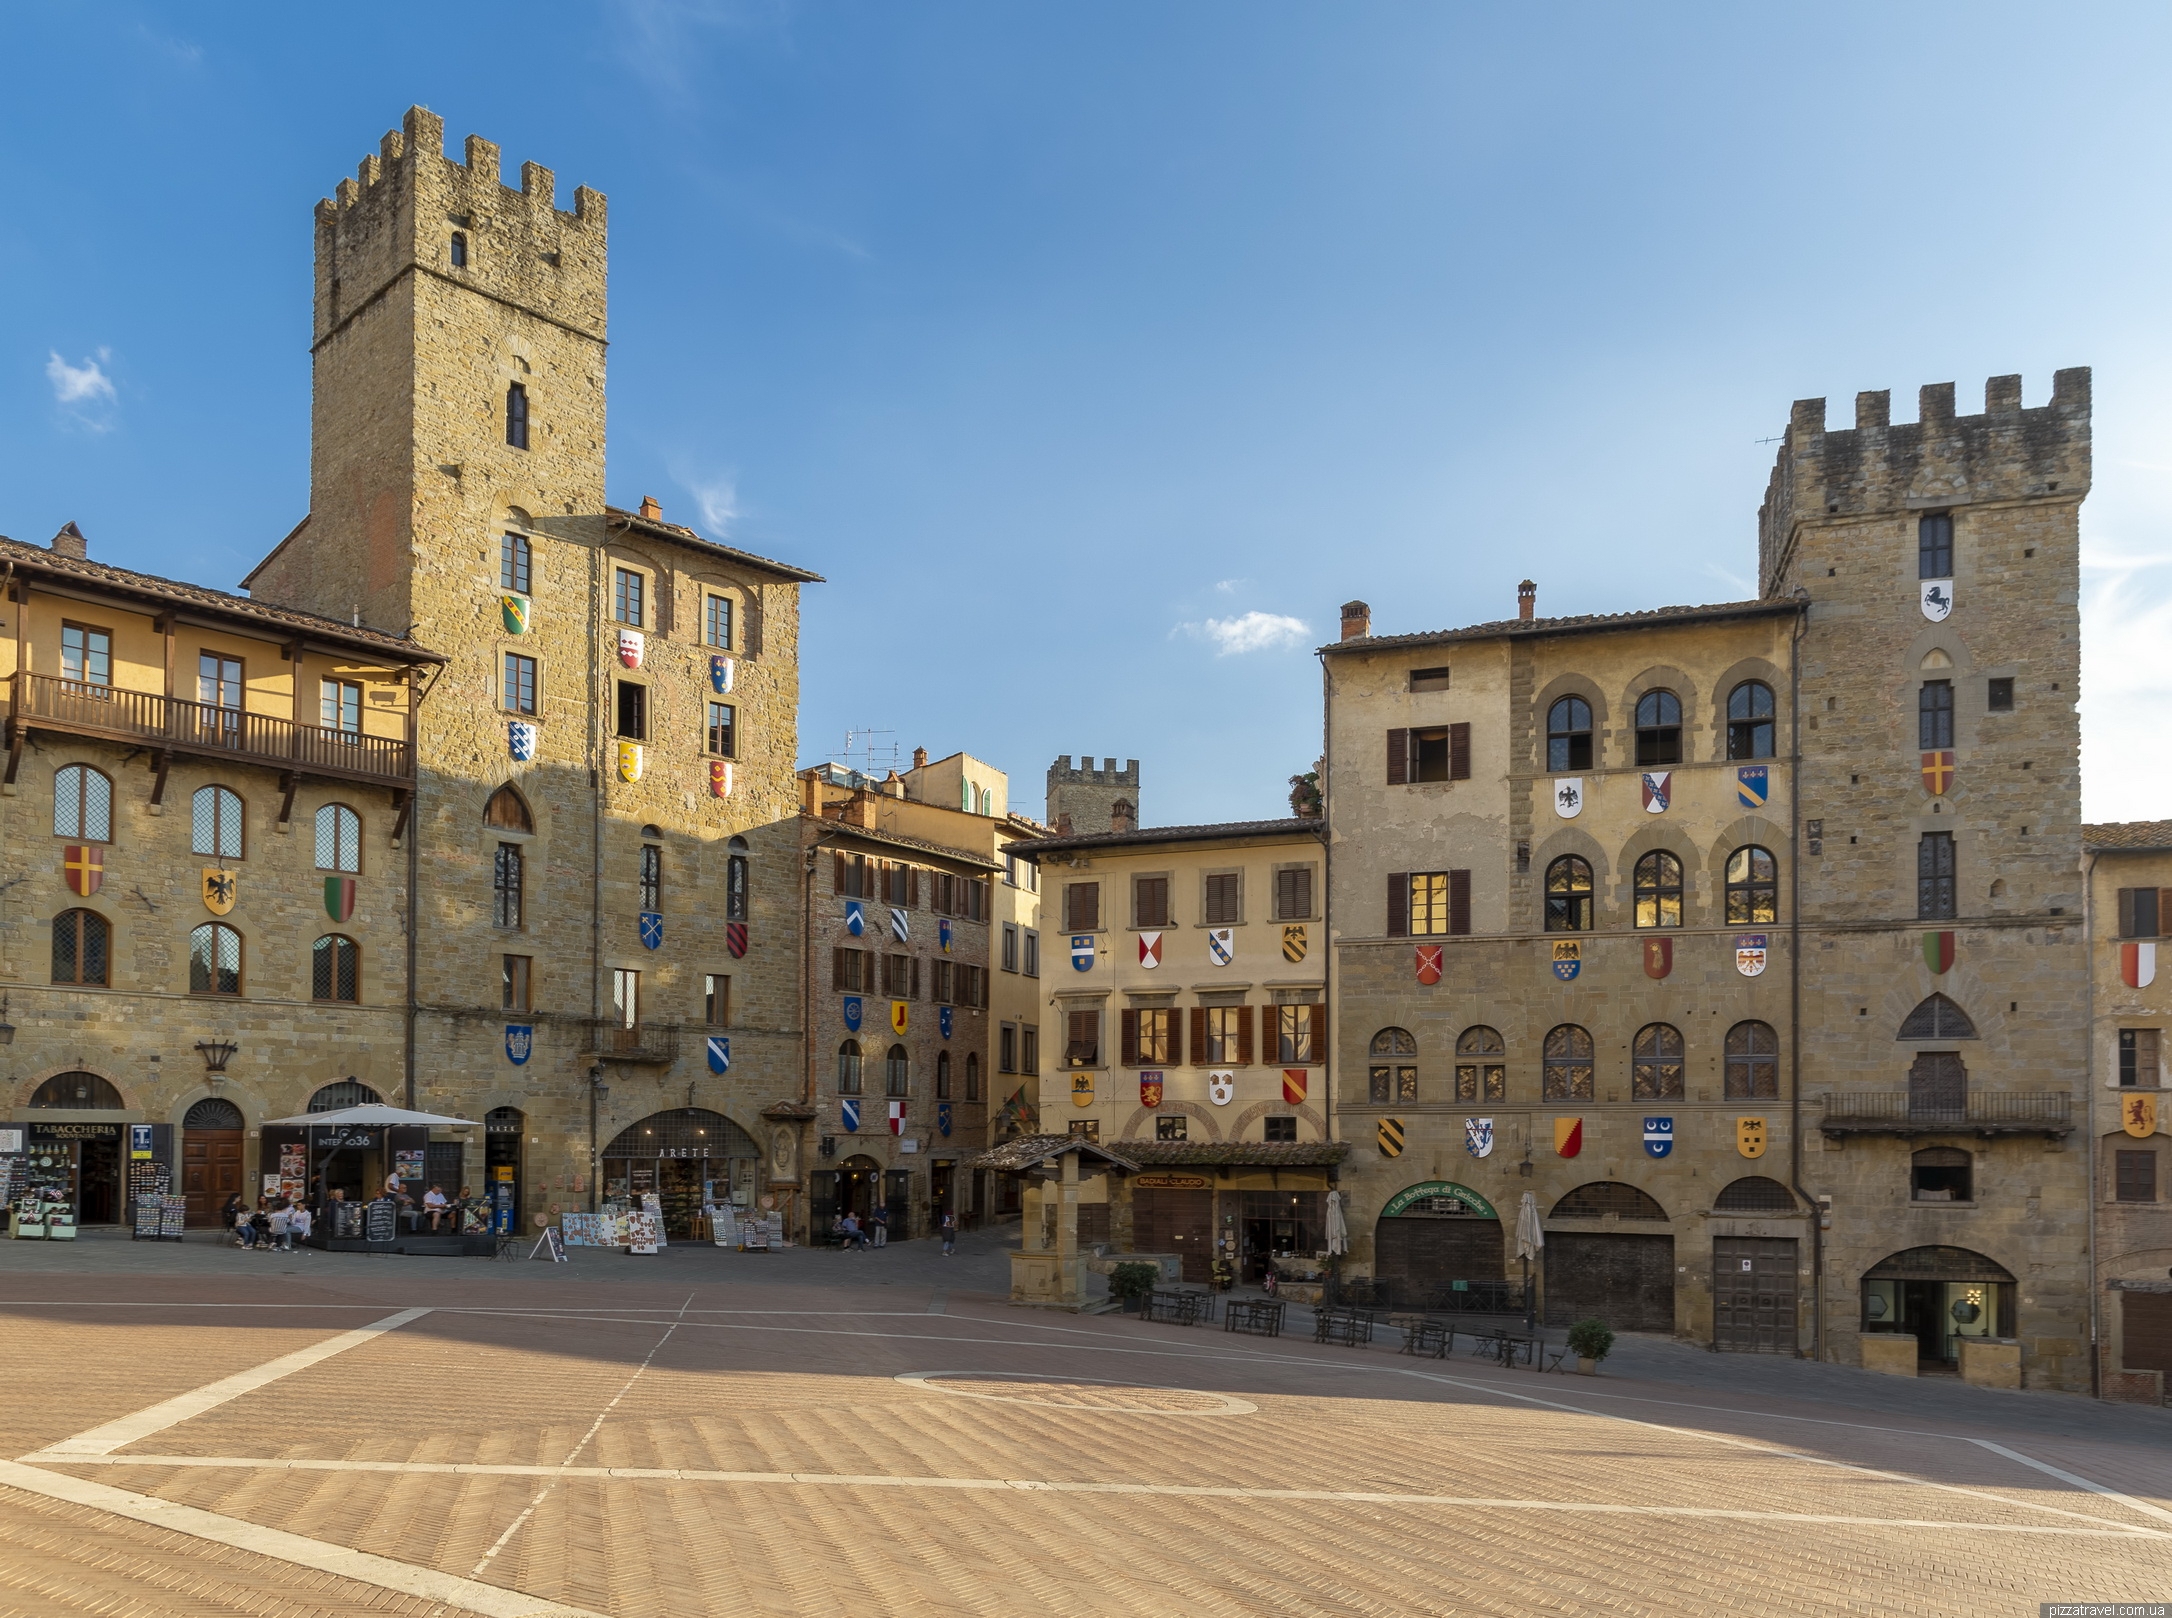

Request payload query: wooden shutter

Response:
[1387,728,1408,785]
[831,947,843,990]
[1121,1010,1140,1068]
[1236,1006,1255,1066]
[1449,869,1472,935]
[1449,722,1471,781]
[912,957,921,999]
[1386,873,1409,938]
[832,852,845,894]
[2127,1290,2172,1375]
[1306,1002,1326,1061]
[2119,888,2140,937]
[1189,1007,1208,1066]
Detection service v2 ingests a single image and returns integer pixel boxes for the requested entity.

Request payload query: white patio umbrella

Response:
[1324,1190,1349,1256]
[1516,1191,1545,1335]
[259,1105,478,1128]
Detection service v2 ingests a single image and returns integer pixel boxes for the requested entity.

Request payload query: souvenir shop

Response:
[600,1108,762,1240]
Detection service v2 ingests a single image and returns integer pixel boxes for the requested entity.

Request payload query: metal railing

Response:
[14,673,412,783]
[587,1021,681,1064]
[1818,1091,2071,1131]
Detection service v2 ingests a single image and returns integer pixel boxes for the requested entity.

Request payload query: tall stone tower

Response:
[247,108,817,1230]
[1046,756,1139,836]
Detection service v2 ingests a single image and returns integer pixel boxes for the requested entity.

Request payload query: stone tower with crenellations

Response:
[1046,756,1140,836]
[244,108,819,1230]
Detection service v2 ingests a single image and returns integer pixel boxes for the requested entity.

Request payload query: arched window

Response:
[936,1050,952,1099]
[30,1071,123,1108]
[1632,1023,1684,1099]
[836,1039,862,1094]
[53,764,113,842]
[191,786,244,859]
[188,922,242,995]
[484,785,533,833]
[965,1051,981,1101]
[1544,856,1593,932]
[1542,1024,1594,1100]
[1455,1026,1504,1102]
[1724,1020,1779,1098]
[1725,845,1777,924]
[1551,1181,1668,1220]
[1633,851,1682,928]
[52,908,109,986]
[1369,1027,1417,1104]
[312,934,360,1003]
[1727,681,1775,759]
[308,1079,383,1112]
[183,1097,244,1129]
[506,381,530,450]
[1547,696,1593,771]
[1899,994,1977,1040]
[726,854,749,921]
[1713,1176,1795,1213]
[450,230,468,267]
[885,1043,910,1097]
[639,844,663,911]
[315,804,361,873]
[493,843,524,929]
[1634,689,1682,766]
[501,530,531,593]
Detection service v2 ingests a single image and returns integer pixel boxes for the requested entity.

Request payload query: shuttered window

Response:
[2118,888,2166,939]
[1204,873,1240,925]
[1274,867,1313,920]
[1134,876,1170,928]
[1064,883,1100,931]
[2116,1150,2158,1203]
[1386,728,1408,785]
[1065,1009,1100,1068]
[1386,871,1409,937]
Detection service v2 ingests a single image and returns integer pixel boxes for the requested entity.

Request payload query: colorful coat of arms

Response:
[1416,944,1444,985]
[1464,1117,1494,1158]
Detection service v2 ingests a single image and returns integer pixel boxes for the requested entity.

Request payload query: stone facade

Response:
[0,528,439,1218]
[2084,820,2172,1403]
[242,107,819,1232]
[1324,372,2095,1389]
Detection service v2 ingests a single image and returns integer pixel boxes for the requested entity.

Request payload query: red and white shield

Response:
[2124,942,2157,990]
[618,628,644,669]
[1138,931,1161,968]
[1415,944,1443,985]
[887,1100,906,1135]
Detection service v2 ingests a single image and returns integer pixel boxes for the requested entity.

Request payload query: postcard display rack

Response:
[11,1144,76,1239]
[129,1158,185,1240]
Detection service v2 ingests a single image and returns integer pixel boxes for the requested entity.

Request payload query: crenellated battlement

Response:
[1757,369,2089,595]
[1045,756,1142,835]
[312,106,607,349]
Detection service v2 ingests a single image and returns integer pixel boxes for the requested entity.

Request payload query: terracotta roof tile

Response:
[1321,597,1801,656]
[2084,820,2172,852]
[1113,1140,1349,1168]
[1014,818,1322,858]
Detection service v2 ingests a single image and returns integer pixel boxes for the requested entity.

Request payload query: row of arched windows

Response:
[1368,1022,1780,1102]
[49,911,360,1001]
[1546,681,1775,771]
[834,1041,983,1101]
[52,766,364,874]
[1545,845,1776,932]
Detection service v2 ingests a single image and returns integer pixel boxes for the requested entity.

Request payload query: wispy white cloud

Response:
[2081,538,2172,822]
[46,349,118,430]
[1213,577,1248,595]
[131,24,203,67]
[607,0,792,99]
[676,470,740,535]
[1176,611,1311,656]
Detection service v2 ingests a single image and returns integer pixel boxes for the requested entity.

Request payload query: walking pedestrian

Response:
[869,1204,889,1248]
[940,1210,957,1256]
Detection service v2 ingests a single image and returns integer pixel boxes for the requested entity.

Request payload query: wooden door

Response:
[182,1129,243,1227]
[1544,1233,1675,1331]
[1712,1236,1797,1353]
[1133,1189,1213,1281]
[2123,1291,2172,1374]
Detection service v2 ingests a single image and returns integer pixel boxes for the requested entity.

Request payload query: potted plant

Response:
[1110,1262,1161,1314]
[1566,1317,1614,1375]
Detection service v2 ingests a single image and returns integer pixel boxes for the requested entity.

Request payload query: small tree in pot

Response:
[1110,1262,1162,1313]
[1566,1317,1614,1374]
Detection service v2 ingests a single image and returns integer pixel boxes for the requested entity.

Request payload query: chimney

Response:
[1340,600,1371,640]
[637,495,661,522]
[912,746,928,769]
[1517,580,1536,622]
[50,522,86,560]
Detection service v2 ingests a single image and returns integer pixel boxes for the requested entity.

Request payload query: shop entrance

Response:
[1237,1190,1323,1283]
[1861,1246,2016,1366]
[601,1108,761,1239]
[485,1108,523,1235]
[1133,1182,1214,1282]
[181,1097,245,1227]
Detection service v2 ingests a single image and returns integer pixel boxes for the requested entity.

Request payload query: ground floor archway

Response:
[602,1108,762,1239]
[1861,1245,2015,1365]
[1372,1181,1505,1308]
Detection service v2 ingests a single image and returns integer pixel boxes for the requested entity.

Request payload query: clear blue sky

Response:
[6,3,2170,825]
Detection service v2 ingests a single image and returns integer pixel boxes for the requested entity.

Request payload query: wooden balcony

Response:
[10,672,413,787]
[586,1021,681,1066]
[1817,1090,2072,1139]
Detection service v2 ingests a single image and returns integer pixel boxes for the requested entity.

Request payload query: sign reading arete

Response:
[1379,1180,1498,1220]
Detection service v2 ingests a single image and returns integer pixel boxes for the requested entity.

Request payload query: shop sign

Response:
[129,1124,154,1159]
[32,1123,119,1139]
[0,1128,22,1153]
[1380,1180,1498,1220]
[1134,1173,1211,1190]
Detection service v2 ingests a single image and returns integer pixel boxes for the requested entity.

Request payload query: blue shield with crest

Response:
[840,1098,860,1133]
[939,1006,954,1040]
[706,1035,730,1074]
[505,1025,533,1066]
[639,912,663,951]
[845,900,864,937]
[843,996,862,1032]
[710,655,733,694]
[1643,1117,1674,1159]
[937,1101,953,1138]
